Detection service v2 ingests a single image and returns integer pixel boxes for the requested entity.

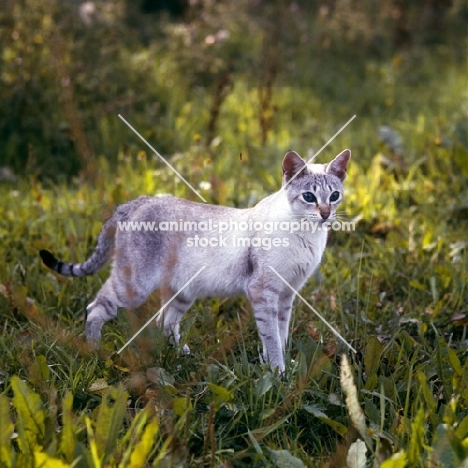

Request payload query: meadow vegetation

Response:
[0,0,467,466]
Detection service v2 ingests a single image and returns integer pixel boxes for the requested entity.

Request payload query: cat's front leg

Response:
[248,285,284,373]
[278,291,295,357]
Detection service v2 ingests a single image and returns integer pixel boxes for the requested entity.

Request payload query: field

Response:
[0,1,468,467]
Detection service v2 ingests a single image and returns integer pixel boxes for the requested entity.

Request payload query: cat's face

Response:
[282,149,351,222]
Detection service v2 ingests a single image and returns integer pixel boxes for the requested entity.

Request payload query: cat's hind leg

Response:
[85,280,121,345]
[85,271,150,346]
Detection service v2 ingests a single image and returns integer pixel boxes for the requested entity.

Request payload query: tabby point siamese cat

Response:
[40,149,351,373]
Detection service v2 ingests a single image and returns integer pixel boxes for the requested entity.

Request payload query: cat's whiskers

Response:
[334,211,357,219]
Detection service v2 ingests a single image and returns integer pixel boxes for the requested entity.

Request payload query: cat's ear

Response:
[282,150,308,183]
[325,149,351,181]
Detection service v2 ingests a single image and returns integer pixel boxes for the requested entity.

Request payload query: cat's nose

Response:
[319,206,331,219]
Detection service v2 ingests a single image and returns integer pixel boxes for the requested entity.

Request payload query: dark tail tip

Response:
[40,249,58,270]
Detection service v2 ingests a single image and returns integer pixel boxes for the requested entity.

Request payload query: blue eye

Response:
[330,191,340,202]
[303,192,317,203]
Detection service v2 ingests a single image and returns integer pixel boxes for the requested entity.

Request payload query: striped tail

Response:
[40,217,116,277]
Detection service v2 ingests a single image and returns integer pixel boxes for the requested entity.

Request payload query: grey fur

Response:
[41,149,350,372]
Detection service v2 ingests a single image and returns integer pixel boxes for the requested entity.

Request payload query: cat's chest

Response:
[290,229,327,256]
[272,230,328,281]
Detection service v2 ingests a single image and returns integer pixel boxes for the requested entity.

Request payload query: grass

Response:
[1,1,468,466]
[1,102,468,465]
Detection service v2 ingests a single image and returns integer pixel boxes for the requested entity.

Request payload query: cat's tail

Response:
[40,216,117,277]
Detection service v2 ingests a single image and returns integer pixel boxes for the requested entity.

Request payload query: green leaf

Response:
[364,336,383,377]
[364,373,378,391]
[436,335,454,402]
[433,423,466,468]
[409,280,425,291]
[408,408,426,464]
[85,417,101,468]
[364,399,380,425]
[11,376,45,453]
[267,448,305,468]
[118,409,149,467]
[247,430,263,456]
[380,452,407,468]
[28,355,50,388]
[309,353,332,380]
[255,372,274,398]
[88,378,109,393]
[259,408,276,421]
[207,383,234,403]
[94,385,128,464]
[128,419,159,468]
[303,405,348,436]
[346,439,367,468]
[34,451,69,468]
[416,372,436,413]
[448,348,463,376]
[0,394,15,467]
[59,393,76,464]
[173,397,192,416]
[455,414,468,439]
[162,384,178,395]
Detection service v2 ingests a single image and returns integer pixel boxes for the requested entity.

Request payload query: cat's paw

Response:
[181,344,191,355]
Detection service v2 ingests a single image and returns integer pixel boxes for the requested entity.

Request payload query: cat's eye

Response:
[329,191,340,202]
[302,192,317,203]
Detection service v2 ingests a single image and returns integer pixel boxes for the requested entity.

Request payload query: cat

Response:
[40,149,350,373]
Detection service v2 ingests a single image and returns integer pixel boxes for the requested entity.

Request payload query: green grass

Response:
[1,1,468,466]
[1,102,468,465]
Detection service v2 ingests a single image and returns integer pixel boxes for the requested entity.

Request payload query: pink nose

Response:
[319,206,331,219]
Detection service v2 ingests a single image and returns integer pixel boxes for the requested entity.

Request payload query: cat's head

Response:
[282,149,351,221]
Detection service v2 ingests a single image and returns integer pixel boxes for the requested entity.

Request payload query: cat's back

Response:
[118,194,243,222]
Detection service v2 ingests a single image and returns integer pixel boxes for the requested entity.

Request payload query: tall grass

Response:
[0,0,467,466]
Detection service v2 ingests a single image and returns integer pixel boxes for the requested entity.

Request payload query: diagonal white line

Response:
[117,265,207,354]
[118,114,207,203]
[268,266,357,353]
[272,114,356,202]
